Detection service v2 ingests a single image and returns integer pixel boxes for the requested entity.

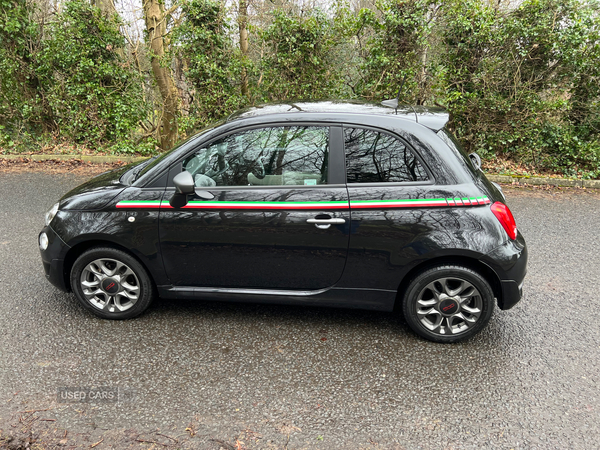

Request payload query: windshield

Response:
[132,135,198,183]
[126,122,224,186]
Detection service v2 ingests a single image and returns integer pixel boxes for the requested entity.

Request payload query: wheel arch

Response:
[394,255,503,312]
[62,240,155,293]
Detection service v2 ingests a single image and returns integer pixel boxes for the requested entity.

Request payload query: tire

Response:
[70,247,155,319]
[402,265,495,343]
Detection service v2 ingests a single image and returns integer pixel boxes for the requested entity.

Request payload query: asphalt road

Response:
[0,172,599,449]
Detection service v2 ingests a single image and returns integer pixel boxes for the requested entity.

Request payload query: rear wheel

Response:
[70,247,155,319]
[402,265,495,343]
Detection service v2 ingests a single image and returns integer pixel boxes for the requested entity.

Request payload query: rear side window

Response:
[437,129,479,175]
[344,127,429,183]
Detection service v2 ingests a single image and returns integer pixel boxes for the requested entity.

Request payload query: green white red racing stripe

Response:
[351,198,448,208]
[161,200,348,210]
[446,197,491,206]
[353,196,491,208]
[115,200,163,208]
[116,196,490,210]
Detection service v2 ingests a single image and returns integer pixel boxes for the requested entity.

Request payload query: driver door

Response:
[158,124,350,291]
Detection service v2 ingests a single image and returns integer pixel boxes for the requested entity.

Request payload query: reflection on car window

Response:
[344,128,429,183]
[183,126,329,187]
[437,129,478,174]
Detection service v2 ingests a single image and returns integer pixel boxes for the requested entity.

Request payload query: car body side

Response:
[39,110,527,313]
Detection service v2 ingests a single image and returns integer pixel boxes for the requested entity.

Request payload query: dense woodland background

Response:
[1,0,599,177]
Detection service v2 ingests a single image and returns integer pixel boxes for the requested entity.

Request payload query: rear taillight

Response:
[490,202,517,240]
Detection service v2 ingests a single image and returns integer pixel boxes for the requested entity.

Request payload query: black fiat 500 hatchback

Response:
[39,101,527,343]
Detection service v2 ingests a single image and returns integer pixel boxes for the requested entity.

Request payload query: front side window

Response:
[183,126,329,187]
[344,127,429,183]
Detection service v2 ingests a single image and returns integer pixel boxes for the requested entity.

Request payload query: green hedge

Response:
[1,0,599,177]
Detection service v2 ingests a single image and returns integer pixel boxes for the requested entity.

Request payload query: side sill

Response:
[164,286,329,297]
[156,286,397,312]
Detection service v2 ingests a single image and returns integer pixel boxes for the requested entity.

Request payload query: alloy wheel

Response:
[79,258,140,312]
[415,277,483,336]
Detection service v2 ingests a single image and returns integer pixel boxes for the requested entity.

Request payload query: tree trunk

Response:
[417,43,428,105]
[143,0,179,150]
[416,5,436,106]
[238,0,249,97]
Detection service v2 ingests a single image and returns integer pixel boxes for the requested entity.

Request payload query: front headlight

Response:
[45,202,59,226]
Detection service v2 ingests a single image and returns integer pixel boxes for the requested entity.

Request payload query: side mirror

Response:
[170,171,195,208]
[469,152,482,171]
[173,171,195,195]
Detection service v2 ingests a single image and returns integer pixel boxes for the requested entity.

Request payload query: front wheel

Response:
[402,265,495,343]
[70,247,155,319]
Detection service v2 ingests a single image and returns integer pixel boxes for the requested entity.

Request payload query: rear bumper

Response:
[39,225,70,292]
[499,278,525,310]
[481,231,527,310]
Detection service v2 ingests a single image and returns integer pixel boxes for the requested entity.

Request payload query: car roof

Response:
[226,100,449,131]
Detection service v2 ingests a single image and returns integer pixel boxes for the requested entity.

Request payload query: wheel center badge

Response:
[439,299,459,315]
[101,278,120,294]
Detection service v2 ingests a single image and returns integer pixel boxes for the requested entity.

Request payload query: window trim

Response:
[168,122,339,189]
[342,124,435,185]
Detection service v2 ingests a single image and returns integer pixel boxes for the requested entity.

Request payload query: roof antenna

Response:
[381,75,407,110]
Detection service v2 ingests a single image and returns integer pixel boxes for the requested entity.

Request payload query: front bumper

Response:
[39,225,70,292]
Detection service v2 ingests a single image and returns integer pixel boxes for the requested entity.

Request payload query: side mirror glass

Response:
[469,152,482,170]
[173,170,195,195]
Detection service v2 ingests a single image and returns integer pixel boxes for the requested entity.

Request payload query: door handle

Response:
[306,218,346,229]
[306,218,346,225]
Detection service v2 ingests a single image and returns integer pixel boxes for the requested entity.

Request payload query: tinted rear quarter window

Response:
[344,127,429,183]
[437,129,479,176]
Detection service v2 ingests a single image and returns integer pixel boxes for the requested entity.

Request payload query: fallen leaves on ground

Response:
[0,157,128,176]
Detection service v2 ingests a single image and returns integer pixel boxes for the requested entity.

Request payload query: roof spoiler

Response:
[381,99,450,131]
